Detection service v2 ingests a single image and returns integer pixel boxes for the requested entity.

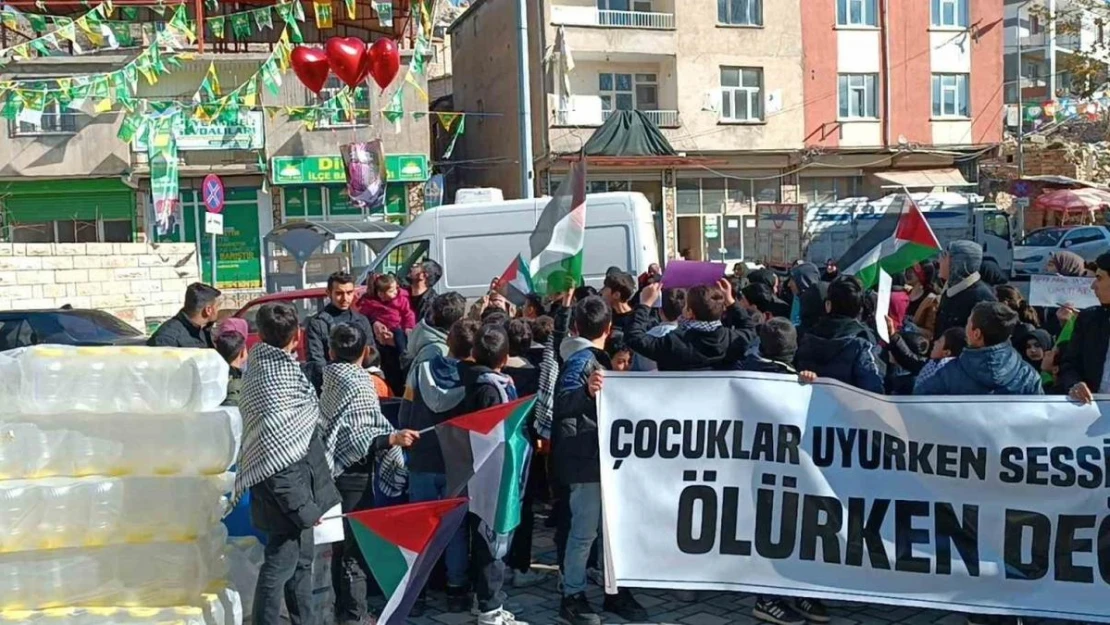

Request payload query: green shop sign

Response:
[271,154,430,185]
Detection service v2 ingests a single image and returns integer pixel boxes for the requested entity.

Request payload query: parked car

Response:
[233,287,366,361]
[0,309,147,351]
[1012,226,1110,275]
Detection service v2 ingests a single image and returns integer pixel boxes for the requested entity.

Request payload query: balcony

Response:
[555,108,680,128]
[551,6,675,30]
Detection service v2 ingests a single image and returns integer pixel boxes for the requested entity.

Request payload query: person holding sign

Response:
[1060,253,1110,404]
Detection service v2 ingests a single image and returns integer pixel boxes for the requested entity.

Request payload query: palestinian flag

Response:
[529,158,587,296]
[437,395,536,558]
[838,193,941,289]
[347,498,469,625]
[496,253,534,307]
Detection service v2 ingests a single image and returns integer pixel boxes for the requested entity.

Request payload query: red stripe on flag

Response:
[346,497,468,554]
[440,395,536,436]
[894,199,940,250]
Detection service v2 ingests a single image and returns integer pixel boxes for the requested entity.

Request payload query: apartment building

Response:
[1003,0,1110,107]
[449,0,1004,262]
[0,2,430,302]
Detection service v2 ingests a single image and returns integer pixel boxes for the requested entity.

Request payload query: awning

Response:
[873,168,973,189]
[583,110,677,157]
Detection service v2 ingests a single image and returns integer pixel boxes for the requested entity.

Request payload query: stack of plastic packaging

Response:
[0,345,243,625]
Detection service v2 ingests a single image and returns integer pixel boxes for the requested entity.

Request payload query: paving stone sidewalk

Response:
[386,522,1079,625]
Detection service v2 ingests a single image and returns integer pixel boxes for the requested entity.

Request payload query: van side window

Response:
[380,240,430,279]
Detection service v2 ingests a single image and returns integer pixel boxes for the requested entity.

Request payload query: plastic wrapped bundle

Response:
[0,346,228,414]
[225,538,262,620]
[0,475,229,553]
[199,588,242,625]
[0,606,206,625]
[0,528,228,610]
[0,410,241,479]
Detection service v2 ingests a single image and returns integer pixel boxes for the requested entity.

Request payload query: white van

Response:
[360,192,660,299]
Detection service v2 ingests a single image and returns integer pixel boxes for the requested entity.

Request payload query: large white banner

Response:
[598,371,1110,623]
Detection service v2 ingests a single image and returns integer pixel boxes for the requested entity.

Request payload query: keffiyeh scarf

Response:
[679,319,723,333]
[321,362,408,497]
[233,343,320,504]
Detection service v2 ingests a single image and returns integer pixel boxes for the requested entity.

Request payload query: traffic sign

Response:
[202,174,225,214]
[205,212,224,235]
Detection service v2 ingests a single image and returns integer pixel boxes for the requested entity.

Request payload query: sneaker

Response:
[477,607,524,625]
[753,598,807,625]
[511,568,547,588]
[559,593,601,625]
[794,597,830,623]
[446,586,471,613]
[603,589,648,621]
[674,589,697,602]
[586,567,604,587]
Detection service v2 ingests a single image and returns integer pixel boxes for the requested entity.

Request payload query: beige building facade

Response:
[451,0,807,262]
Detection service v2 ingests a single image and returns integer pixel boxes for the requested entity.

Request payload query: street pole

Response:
[210,233,218,286]
[516,0,535,199]
[1017,13,1025,180]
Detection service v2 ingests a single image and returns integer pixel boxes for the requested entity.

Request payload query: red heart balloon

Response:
[326,37,369,89]
[367,38,401,90]
[291,46,330,94]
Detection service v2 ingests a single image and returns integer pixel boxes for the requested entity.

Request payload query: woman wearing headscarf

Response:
[1041,250,1086,339]
[787,263,820,326]
[905,262,941,339]
[934,240,997,337]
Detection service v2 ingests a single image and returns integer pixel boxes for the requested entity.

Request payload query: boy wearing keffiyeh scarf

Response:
[321,323,419,625]
[236,303,340,625]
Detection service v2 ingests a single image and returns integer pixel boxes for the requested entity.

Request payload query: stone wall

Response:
[0,243,200,330]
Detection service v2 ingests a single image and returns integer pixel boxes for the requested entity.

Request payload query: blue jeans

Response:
[408,471,469,588]
[563,482,602,597]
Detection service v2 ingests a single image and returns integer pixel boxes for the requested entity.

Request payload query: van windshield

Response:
[375,239,430,281]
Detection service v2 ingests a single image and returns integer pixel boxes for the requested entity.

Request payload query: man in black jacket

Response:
[556,296,647,625]
[935,240,997,337]
[628,279,758,371]
[1061,252,1110,403]
[795,275,884,394]
[303,271,375,392]
[148,282,221,348]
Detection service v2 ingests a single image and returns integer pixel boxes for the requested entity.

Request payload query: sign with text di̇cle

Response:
[270,154,430,185]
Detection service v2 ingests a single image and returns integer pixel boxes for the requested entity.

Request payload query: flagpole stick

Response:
[417,425,436,435]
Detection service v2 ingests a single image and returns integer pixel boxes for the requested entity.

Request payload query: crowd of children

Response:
[166,240,1110,625]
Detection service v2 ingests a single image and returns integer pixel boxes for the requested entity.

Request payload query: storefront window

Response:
[701,178,727,214]
[677,179,701,215]
[676,176,782,214]
[799,177,860,204]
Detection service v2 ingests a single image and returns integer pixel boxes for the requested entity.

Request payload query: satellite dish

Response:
[897,134,909,146]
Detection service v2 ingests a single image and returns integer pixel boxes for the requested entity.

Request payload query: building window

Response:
[676,176,781,215]
[599,72,634,112]
[718,0,762,26]
[1029,15,1041,34]
[838,74,879,119]
[800,177,862,204]
[720,67,763,122]
[932,73,970,117]
[314,76,372,128]
[931,0,968,28]
[634,74,658,110]
[8,101,78,137]
[836,0,876,27]
[8,219,132,243]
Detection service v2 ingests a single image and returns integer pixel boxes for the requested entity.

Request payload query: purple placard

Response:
[661,260,726,289]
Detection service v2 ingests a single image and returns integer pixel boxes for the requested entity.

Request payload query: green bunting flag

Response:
[27,13,46,33]
[383,88,403,125]
[260,58,283,95]
[443,115,464,159]
[374,1,392,27]
[253,6,273,31]
[1,91,18,120]
[314,1,333,29]
[230,13,251,39]
[167,4,196,42]
[344,0,356,19]
[194,62,221,103]
[277,4,303,43]
[209,16,226,39]
[122,6,137,20]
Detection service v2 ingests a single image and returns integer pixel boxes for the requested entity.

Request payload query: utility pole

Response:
[516,0,535,199]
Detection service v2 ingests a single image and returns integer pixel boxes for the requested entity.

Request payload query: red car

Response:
[233,287,367,361]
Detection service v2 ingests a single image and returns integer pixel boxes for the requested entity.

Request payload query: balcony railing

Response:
[551,6,675,30]
[555,108,680,128]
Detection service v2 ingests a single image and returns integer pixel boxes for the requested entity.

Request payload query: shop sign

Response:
[133,111,265,152]
[271,154,430,185]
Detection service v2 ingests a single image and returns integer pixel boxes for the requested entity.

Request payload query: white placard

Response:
[875,269,892,342]
[314,504,345,545]
[205,212,225,236]
[1028,274,1097,309]
[599,372,1110,623]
